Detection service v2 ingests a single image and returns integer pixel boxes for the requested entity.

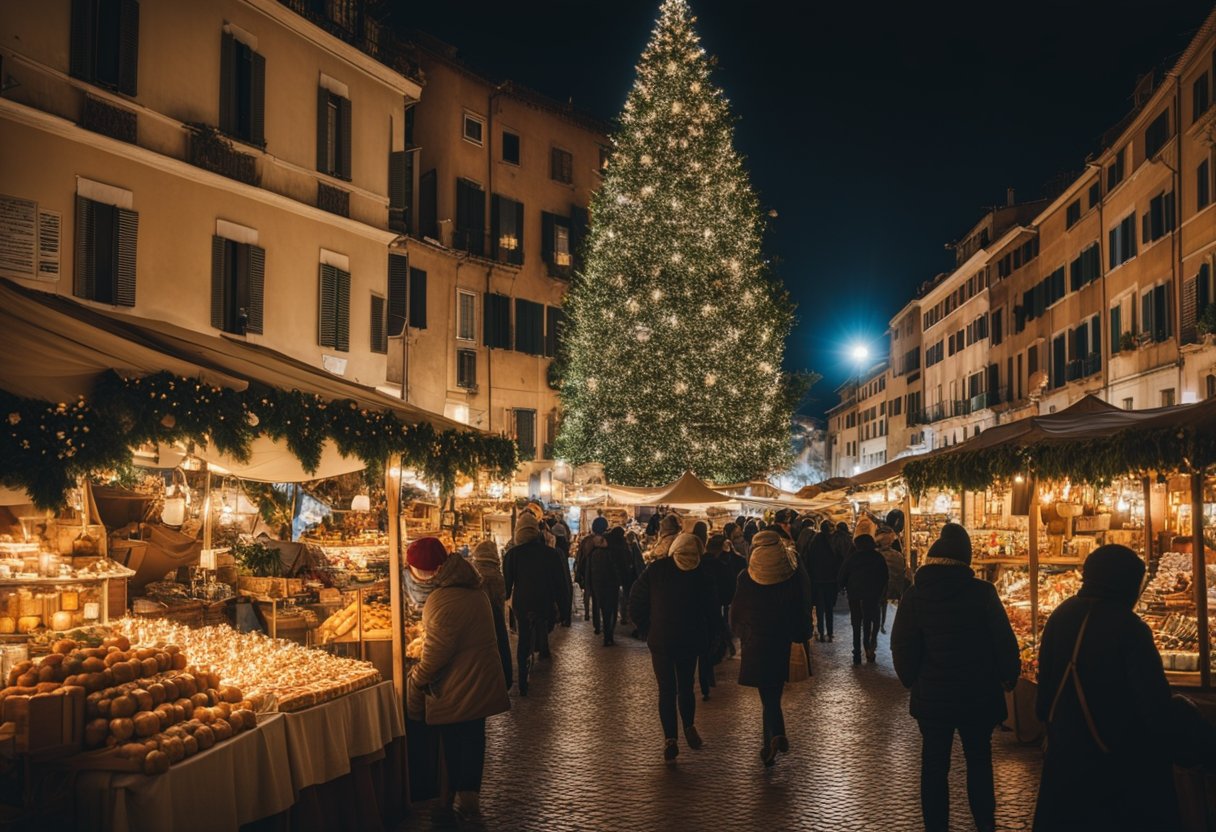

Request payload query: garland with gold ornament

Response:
[1,371,518,509]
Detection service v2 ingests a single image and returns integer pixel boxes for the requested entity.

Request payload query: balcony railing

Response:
[1066,354,1103,382]
[186,124,258,186]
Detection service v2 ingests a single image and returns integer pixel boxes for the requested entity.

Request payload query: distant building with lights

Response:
[826,5,1216,479]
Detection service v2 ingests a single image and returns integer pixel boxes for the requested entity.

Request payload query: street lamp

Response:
[849,342,869,475]
[850,343,869,363]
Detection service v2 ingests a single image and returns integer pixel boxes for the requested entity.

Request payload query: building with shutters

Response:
[0,0,417,391]
[388,38,609,498]
[824,6,1216,480]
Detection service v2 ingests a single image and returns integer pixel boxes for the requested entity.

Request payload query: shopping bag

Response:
[788,640,812,683]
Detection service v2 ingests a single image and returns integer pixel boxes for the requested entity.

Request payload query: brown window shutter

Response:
[113,207,138,307]
[74,195,95,300]
[1182,276,1198,344]
[318,264,337,347]
[245,244,265,334]
[370,294,386,353]
[70,0,95,82]
[118,0,139,96]
[210,236,226,329]
[250,51,266,147]
[219,33,235,134]
[335,268,351,352]
[338,96,352,180]
[387,254,407,336]
[316,87,329,171]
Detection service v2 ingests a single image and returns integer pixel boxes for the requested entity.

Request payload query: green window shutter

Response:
[70,0,96,82]
[388,151,406,210]
[512,199,524,266]
[408,267,427,329]
[490,194,502,260]
[118,0,139,96]
[387,254,407,336]
[338,96,352,180]
[74,195,95,301]
[211,236,226,329]
[318,264,337,347]
[250,51,266,147]
[316,87,329,172]
[1110,306,1121,353]
[483,292,496,347]
[113,207,138,307]
[245,244,265,334]
[370,294,386,353]
[219,32,235,134]
[570,206,589,273]
[545,306,565,358]
[335,268,350,352]
[540,212,554,264]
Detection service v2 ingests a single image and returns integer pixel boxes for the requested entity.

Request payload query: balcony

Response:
[186,124,258,186]
[1066,354,1103,382]
[278,0,422,83]
[79,94,137,144]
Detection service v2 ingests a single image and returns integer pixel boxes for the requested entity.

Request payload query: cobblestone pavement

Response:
[404,602,1043,831]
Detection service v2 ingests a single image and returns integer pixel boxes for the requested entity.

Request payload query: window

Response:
[501,131,520,165]
[1141,283,1171,343]
[1088,181,1101,209]
[70,0,139,96]
[483,292,512,349]
[545,306,565,358]
[1183,263,1213,344]
[1051,333,1066,389]
[209,234,264,335]
[1108,214,1136,269]
[455,179,485,256]
[598,145,610,174]
[1199,160,1211,211]
[550,148,573,184]
[491,195,524,266]
[388,149,413,233]
[1107,147,1126,191]
[514,298,544,355]
[316,84,351,178]
[541,212,573,276]
[74,193,137,306]
[1161,388,1175,408]
[317,263,350,351]
[514,409,537,459]
[1193,72,1211,123]
[1069,242,1101,290]
[1110,292,1137,352]
[221,32,266,147]
[456,349,477,389]
[462,113,484,146]
[991,307,1003,346]
[1028,344,1039,375]
[1123,397,1134,411]
[408,267,427,329]
[1144,109,1170,159]
[1065,199,1081,228]
[370,294,386,353]
[387,253,407,336]
[456,290,476,342]
[1142,191,1175,243]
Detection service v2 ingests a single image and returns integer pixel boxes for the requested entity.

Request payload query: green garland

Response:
[0,371,518,509]
[903,425,1216,495]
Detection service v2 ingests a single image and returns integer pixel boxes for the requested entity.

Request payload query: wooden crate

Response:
[237,576,305,598]
[129,600,204,628]
[0,688,85,757]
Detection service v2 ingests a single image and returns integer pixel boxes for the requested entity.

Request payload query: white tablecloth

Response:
[74,681,404,831]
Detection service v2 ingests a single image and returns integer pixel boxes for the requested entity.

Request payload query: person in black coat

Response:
[838,533,888,664]
[829,521,852,563]
[629,533,720,763]
[805,520,842,642]
[622,531,645,626]
[1032,545,1181,831]
[588,526,631,646]
[731,530,814,767]
[503,513,572,696]
[712,533,747,657]
[890,523,1019,832]
[694,538,732,701]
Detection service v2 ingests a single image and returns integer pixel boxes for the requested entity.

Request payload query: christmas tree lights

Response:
[556,0,795,485]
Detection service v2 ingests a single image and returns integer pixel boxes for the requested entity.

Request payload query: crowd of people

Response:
[400,501,1216,830]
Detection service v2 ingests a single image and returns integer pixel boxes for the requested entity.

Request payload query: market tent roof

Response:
[195,437,365,482]
[635,471,732,506]
[0,278,472,433]
[0,279,245,401]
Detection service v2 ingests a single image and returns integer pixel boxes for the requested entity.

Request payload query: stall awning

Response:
[635,471,732,507]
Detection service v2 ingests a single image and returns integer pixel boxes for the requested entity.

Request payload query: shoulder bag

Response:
[1046,609,1109,753]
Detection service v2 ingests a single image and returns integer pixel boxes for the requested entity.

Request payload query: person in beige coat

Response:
[406,537,509,820]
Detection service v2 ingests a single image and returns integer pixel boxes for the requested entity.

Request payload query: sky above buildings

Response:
[393,0,1214,417]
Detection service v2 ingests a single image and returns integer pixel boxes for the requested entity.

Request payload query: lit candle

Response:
[83,602,100,621]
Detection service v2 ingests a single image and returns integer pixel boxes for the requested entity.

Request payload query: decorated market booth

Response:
[0,279,517,828]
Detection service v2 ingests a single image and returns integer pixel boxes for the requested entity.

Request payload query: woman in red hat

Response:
[405,537,510,822]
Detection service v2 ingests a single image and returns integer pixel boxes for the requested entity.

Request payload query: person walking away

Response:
[890,523,1019,832]
[731,530,814,767]
[729,523,749,560]
[405,538,509,821]
[794,516,817,569]
[806,521,842,642]
[502,513,571,696]
[629,532,719,763]
[576,517,609,629]
[470,540,512,690]
[589,526,630,646]
[1032,545,1182,831]
[838,533,888,665]
[740,520,759,559]
[853,513,877,542]
[874,524,911,634]
[621,531,645,625]
[770,508,796,542]
[649,513,682,560]
[714,533,747,629]
[691,520,709,548]
[550,514,571,556]
[829,521,852,564]
[695,536,731,701]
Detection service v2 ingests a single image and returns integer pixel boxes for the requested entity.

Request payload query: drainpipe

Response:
[1086,161,1108,400]
[485,83,507,434]
[1172,72,1184,399]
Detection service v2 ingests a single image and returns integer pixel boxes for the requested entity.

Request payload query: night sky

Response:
[392,1,1214,417]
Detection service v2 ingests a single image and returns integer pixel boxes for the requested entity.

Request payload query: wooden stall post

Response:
[1142,476,1154,566]
[902,491,913,569]
[1192,472,1211,690]
[1028,478,1040,646]
[385,455,405,702]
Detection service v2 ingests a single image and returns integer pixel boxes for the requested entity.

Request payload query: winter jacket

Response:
[878,544,911,601]
[407,555,510,725]
[503,537,572,623]
[718,550,747,604]
[628,556,719,653]
[806,535,843,586]
[829,529,852,562]
[731,567,814,687]
[588,535,631,598]
[471,546,507,614]
[890,560,1019,726]
[838,542,888,601]
[1032,594,1180,831]
[574,533,606,588]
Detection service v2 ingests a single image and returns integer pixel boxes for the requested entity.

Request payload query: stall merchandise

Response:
[316,595,392,643]
[1139,551,1216,672]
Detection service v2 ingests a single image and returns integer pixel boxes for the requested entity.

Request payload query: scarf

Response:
[747,530,796,585]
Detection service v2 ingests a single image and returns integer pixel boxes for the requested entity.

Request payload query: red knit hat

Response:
[406,537,448,577]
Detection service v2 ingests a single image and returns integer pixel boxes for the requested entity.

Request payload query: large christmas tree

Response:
[556,0,795,486]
